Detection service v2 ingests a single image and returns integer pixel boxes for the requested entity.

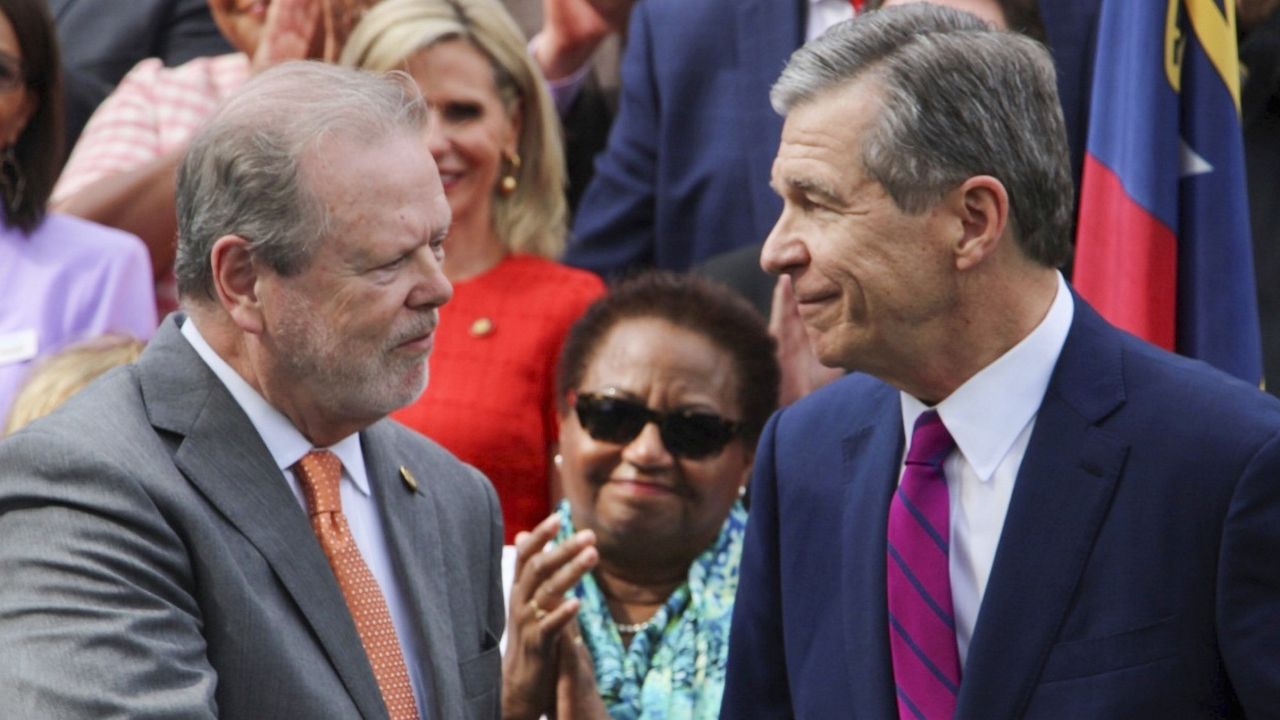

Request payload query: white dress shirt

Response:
[181,318,427,716]
[899,272,1074,665]
[808,0,856,42]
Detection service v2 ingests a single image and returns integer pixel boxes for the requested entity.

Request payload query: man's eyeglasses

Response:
[0,53,26,93]
[572,391,741,459]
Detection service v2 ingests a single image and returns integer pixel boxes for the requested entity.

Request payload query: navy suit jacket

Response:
[722,297,1280,719]
[562,0,802,276]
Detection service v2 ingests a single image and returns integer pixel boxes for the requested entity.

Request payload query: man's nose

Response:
[761,207,807,276]
[407,246,452,309]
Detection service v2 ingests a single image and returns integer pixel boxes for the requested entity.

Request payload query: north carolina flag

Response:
[1072,0,1262,384]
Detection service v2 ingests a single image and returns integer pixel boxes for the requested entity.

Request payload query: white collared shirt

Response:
[181,318,427,715]
[899,272,1074,665]
[808,0,856,42]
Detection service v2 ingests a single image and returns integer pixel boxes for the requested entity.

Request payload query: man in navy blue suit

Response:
[721,5,1280,719]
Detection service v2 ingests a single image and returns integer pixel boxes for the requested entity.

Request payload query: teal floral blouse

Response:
[553,499,748,720]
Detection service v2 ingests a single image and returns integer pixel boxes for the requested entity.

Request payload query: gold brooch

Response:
[469,317,494,337]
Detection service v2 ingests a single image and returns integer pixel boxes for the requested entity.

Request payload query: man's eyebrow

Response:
[777,176,843,206]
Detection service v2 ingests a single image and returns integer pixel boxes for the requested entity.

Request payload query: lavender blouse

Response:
[0,211,157,422]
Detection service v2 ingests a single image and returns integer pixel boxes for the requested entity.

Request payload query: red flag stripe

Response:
[1073,154,1178,351]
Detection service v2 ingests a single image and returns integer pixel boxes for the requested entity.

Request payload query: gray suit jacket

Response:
[0,316,504,719]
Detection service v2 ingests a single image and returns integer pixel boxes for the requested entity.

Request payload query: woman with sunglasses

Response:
[503,271,780,719]
[0,0,155,422]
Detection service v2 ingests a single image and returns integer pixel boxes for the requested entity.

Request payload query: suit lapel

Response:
[363,424,462,720]
[840,386,905,716]
[141,318,389,720]
[956,299,1130,719]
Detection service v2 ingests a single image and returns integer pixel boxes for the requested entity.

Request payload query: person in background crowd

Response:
[489,0,619,215]
[4,334,144,435]
[342,0,604,542]
[503,272,779,720]
[0,62,504,718]
[51,0,232,152]
[51,0,380,318]
[0,0,155,423]
[723,6,1280,717]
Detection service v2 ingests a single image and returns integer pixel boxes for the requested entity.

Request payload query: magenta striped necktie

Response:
[887,410,961,720]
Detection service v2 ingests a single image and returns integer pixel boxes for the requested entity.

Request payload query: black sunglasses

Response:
[572,392,741,459]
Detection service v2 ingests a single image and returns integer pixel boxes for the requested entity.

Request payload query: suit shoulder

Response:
[6,364,153,457]
[774,372,897,433]
[1117,333,1280,430]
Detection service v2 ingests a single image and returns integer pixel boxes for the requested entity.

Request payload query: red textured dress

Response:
[392,254,605,541]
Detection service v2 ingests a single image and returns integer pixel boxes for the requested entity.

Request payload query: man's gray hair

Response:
[770,4,1073,268]
[175,61,429,302]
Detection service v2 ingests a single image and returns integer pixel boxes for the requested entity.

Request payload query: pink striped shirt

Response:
[53,53,251,316]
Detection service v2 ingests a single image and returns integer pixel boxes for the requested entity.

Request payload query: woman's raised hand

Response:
[502,513,598,720]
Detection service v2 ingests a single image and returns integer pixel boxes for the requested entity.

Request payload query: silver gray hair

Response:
[175,61,430,302]
[770,4,1073,268]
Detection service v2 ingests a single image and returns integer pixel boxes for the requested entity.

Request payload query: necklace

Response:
[614,617,658,635]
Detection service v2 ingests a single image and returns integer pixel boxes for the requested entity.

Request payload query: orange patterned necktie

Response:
[293,450,420,720]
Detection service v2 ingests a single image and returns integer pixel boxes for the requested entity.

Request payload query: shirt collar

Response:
[180,317,369,496]
[900,273,1074,482]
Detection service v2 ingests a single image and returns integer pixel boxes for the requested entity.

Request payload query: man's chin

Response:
[816,340,864,374]
[391,368,430,411]
[351,367,430,421]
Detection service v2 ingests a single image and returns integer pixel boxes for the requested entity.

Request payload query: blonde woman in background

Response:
[5,335,144,435]
[342,0,605,543]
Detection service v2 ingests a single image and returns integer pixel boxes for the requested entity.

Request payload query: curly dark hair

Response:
[556,271,780,446]
[1,0,63,233]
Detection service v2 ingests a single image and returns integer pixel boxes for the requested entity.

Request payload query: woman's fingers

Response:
[539,544,598,603]
[513,513,562,577]
[516,528,595,608]
[537,597,582,637]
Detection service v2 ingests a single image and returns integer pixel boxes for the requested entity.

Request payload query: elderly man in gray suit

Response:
[0,62,504,719]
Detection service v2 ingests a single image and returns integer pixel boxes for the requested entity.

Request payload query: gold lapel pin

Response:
[399,466,419,493]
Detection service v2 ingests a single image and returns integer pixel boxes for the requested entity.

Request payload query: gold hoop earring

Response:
[499,150,521,195]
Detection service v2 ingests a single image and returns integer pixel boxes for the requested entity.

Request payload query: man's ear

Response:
[949,175,1009,272]
[209,235,266,334]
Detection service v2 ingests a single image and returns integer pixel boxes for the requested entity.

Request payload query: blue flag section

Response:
[1073,0,1263,385]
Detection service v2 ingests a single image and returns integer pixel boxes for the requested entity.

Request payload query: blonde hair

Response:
[5,335,145,435]
[340,0,567,258]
